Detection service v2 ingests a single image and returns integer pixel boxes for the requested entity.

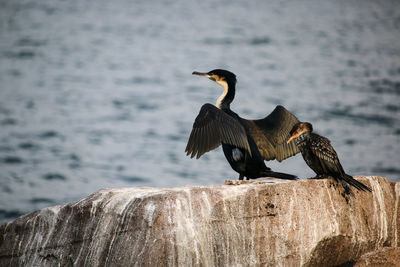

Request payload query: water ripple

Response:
[117,175,146,183]
[42,173,67,181]
[0,209,24,221]
[1,118,17,126]
[29,198,56,204]
[326,109,396,127]
[249,36,272,45]
[368,79,400,95]
[19,142,41,151]
[1,156,24,164]
[38,131,59,139]
[3,50,36,59]
[15,38,47,47]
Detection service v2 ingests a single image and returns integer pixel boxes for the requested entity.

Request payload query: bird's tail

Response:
[341,174,372,193]
[261,170,298,180]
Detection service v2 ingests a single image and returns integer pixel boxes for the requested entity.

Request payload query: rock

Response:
[354,247,400,267]
[0,176,399,266]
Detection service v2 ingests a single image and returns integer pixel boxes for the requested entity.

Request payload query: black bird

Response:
[185,69,300,180]
[287,122,371,195]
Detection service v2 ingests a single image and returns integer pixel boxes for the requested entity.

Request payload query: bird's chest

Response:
[296,139,315,164]
[295,137,308,151]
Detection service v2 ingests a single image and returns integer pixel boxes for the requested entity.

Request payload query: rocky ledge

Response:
[0,176,399,266]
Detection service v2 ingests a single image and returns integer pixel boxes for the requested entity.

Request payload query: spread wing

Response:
[185,103,251,159]
[243,105,300,162]
[309,135,345,175]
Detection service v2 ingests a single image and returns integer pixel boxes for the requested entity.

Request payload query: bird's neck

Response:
[216,81,235,110]
[296,132,311,144]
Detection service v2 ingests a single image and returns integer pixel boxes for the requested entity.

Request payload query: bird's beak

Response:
[192,71,210,78]
[287,134,298,144]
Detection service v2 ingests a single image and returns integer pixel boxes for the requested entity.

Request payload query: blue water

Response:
[0,0,399,223]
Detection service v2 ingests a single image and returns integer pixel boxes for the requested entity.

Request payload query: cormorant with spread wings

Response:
[185,69,300,180]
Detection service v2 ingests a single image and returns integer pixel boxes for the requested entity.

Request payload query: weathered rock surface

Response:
[0,176,399,266]
[354,247,400,267]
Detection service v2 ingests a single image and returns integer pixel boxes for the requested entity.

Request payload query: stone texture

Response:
[354,247,400,267]
[0,176,399,266]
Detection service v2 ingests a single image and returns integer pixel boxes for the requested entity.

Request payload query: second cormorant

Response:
[287,122,372,195]
[185,69,300,180]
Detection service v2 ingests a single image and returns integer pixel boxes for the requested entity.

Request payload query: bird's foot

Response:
[309,175,326,179]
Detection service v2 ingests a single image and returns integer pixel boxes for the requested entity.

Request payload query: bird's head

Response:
[192,69,237,89]
[287,122,313,144]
